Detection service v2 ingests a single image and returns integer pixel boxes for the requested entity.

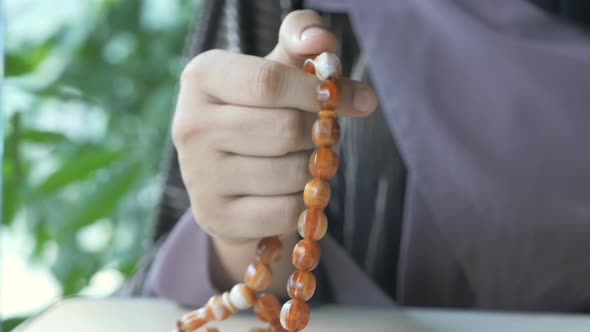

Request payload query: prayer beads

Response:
[287,270,316,301]
[297,209,328,241]
[244,261,272,291]
[312,118,341,148]
[309,148,339,179]
[279,299,310,331]
[317,80,340,110]
[175,51,342,332]
[292,239,321,271]
[177,309,208,331]
[279,52,340,331]
[313,52,341,81]
[256,237,283,264]
[254,293,282,323]
[303,178,331,209]
[208,295,231,321]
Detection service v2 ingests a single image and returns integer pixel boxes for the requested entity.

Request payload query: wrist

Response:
[209,236,257,291]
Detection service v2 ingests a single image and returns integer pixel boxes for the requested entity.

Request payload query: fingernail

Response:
[353,86,376,113]
[300,26,325,41]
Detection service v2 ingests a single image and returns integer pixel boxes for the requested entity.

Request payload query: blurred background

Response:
[2,0,199,329]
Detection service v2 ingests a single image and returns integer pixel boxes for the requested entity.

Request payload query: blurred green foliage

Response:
[3,0,199,326]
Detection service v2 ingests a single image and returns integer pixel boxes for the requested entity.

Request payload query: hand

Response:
[171,10,378,291]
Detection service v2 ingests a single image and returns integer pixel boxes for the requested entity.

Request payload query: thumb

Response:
[265,10,337,66]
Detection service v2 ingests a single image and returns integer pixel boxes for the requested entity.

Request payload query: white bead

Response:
[313,52,341,81]
[229,283,255,310]
[222,291,238,313]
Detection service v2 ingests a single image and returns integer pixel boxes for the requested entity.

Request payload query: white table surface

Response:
[14,298,590,332]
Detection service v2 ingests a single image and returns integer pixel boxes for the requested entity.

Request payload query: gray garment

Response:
[143,211,394,307]
[144,0,590,311]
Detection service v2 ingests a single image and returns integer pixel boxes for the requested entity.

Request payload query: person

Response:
[138,0,590,312]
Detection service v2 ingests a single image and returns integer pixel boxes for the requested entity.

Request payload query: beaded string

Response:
[176,52,342,332]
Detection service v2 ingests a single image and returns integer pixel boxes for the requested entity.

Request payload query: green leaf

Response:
[66,161,142,230]
[5,37,55,77]
[37,149,125,194]
[34,84,99,105]
[116,259,139,277]
[3,156,21,226]
[3,316,27,331]
[5,53,35,77]
[33,219,51,258]
[21,130,69,144]
[2,183,20,225]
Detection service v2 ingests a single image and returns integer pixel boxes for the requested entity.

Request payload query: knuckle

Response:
[180,49,223,85]
[179,58,201,86]
[170,113,188,147]
[171,111,206,148]
[282,10,299,25]
[253,61,284,101]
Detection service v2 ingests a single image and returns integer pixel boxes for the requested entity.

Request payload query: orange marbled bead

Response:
[244,261,272,291]
[317,79,340,110]
[303,58,315,74]
[177,308,208,332]
[318,109,337,119]
[204,305,215,321]
[221,291,238,313]
[303,178,331,209]
[256,236,283,264]
[206,328,219,332]
[312,118,340,148]
[309,148,339,179]
[292,239,321,271]
[297,209,327,241]
[280,299,310,331]
[207,295,231,321]
[254,293,281,323]
[287,270,316,301]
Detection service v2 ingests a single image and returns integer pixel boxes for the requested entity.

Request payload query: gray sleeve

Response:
[141,210,219,307]
[141,210,395,307]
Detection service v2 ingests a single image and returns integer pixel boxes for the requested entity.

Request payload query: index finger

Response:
[182,49,377,116]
